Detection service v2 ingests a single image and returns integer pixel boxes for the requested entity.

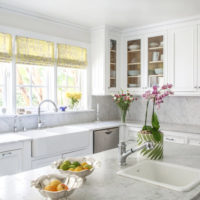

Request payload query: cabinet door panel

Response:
[172,26,197,91]
[0,149,22,175]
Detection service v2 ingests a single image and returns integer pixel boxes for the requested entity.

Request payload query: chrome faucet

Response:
[37,99,58,129]
[118,141,154,166]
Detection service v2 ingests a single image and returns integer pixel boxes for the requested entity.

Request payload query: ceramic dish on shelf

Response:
[128,83,138,87]
[155,68,163,75]
[160,41,164,47]
[52,157,100,181]
[31,173,83,200]
[128,70,140,76]
[149,42,159,48]
[110,70,116,77]
[128,44,140,50]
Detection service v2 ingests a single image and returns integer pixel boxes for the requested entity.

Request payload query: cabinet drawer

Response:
[164,136,186,144]
[188,139,200,146]
[0,149,23,176]
[32,155,62,169]
[62,148,91,159]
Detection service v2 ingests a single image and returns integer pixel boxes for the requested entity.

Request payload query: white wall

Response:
[0,8,90,43]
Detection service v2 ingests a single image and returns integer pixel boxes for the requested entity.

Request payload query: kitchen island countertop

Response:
[0,142,200,200]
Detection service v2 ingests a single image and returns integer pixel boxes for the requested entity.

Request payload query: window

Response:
[0,63,9,109]
[0,33,12,113]
[57,67,85,107]
[0,33,88,114]
[16,64,53,110]
[57,44,88,109]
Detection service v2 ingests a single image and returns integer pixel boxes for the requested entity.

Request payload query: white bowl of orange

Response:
[52,157,100,180]
[31,173,82,200]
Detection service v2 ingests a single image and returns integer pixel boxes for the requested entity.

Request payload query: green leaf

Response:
[142,125,152,131]
[152,112,160,130]
[151,128,161,142]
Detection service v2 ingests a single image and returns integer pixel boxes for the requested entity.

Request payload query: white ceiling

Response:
[0,0,200,29]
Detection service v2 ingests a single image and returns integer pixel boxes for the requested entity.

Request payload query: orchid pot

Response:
[138,84,173,160]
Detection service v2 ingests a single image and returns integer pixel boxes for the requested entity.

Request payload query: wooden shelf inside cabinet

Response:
[110,77,116,79]
[128,62,141,65]
[128,49,141,53]
[110,63,116,65]
[149,74,163,77]
[149,61,163,64]
[110,50,116,53]
[128,75,141,78]
[149,47,163,50]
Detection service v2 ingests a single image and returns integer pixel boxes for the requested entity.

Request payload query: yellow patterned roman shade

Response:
[0,33,12,62]
[57,44,87,69]
[16,36,54,66]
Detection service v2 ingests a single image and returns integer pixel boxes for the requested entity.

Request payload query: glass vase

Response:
[121,109,127,123]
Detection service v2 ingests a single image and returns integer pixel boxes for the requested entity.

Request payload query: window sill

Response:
[0,109,95,118]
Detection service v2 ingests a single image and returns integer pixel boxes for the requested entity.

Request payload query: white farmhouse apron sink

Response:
[117,160,200,192]
[30,127,90,157]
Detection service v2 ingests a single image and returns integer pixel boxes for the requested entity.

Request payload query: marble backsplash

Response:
[0,110,96,133]
[91,95,120,121]
[92,95,200,126]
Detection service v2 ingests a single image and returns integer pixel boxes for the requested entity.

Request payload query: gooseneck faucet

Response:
[37,99,58,129]
[119,141,154,166]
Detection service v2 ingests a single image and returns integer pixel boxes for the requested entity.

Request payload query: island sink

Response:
[117,160,200,192]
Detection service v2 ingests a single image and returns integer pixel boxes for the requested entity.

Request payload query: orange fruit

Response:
[44,185,57,191]
[74,166,83,172]
[49,179,61,187]
[57,183,68,191]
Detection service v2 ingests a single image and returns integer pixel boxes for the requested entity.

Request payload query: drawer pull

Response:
[1,152,12,158]
[105,131,112,135]
[165,137,174,141]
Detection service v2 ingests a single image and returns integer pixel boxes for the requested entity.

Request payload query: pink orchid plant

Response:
[142,84,173,141]
[112,91,137,123]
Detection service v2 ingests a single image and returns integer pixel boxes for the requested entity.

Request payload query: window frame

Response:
[0,27,90,114]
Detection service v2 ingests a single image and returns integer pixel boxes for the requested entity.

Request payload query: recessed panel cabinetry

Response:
[168,25,198,93]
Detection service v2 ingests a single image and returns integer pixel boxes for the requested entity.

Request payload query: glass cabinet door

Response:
[127,39,141,88]
[110,39,117,88]
[148,35,164,87]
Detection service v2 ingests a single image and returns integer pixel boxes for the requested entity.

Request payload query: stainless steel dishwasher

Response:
[93,127,119,153]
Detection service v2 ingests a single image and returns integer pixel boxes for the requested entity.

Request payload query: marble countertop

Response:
[126,121,200,135]
[1,120,200,145]
[16,121,121,139]
[0,142,200,200]
[0,133,31,145]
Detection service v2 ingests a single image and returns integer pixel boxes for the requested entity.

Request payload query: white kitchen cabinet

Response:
[91,26,121,95]
[123,32,167,94]
[32,155,62,169]
[0,149,23,176]
[168,25,198,93]
[62,148,92,159]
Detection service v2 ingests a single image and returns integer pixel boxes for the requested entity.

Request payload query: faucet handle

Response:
[145,142,154,150]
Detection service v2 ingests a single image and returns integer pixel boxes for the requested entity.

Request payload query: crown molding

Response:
[122,15,200,34]
[0,3,90,33]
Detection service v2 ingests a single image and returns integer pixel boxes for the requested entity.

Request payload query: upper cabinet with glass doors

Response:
[148,35,164,87]
[127,39,141,88]
[109,39,117,88]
